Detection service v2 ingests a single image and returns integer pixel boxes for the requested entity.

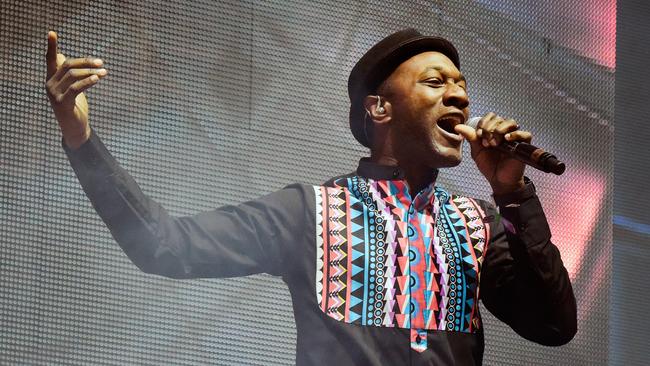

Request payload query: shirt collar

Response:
[354,158,442,207]
[355,157,439,183]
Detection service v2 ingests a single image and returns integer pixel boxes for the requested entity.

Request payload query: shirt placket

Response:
[408,189,435,353]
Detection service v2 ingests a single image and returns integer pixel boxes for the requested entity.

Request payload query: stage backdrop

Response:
[1,0,614,365]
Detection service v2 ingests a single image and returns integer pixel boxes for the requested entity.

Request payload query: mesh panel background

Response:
[612,1,650,366]
[1,0,613,365]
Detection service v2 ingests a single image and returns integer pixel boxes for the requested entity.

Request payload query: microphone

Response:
[467,117,566,175]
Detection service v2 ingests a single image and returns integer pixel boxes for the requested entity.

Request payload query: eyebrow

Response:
[421,65,466,83]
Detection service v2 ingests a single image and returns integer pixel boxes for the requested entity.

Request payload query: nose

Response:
[442,83,469,110]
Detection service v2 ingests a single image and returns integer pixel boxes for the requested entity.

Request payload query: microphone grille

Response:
[467,117,482,129]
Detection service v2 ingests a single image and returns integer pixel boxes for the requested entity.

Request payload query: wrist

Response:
[492,177,536,207]
[62,127,91,150]
[490,178,526,196]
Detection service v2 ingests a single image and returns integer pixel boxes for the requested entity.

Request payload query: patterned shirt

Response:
[65,132,576,365]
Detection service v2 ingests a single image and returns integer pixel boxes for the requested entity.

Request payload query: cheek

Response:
[398,97,434,122]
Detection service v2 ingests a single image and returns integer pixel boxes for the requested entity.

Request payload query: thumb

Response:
[455,124,477,142]
[46,31,59,78]
[455,124,483,152]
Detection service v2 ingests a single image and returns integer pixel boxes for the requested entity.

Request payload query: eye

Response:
[424,78,443,87]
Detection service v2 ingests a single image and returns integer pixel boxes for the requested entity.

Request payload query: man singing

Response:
[45,28,576,365]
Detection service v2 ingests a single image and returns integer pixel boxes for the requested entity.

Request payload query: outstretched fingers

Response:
[52,57,104,82]
[60,74,101,104]
[57,67,107,96]
[45,32,107,105]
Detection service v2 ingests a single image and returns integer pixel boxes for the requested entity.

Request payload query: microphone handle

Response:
[496,140,566,175]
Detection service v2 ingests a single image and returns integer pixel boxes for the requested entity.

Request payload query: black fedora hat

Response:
[348,28,460,147]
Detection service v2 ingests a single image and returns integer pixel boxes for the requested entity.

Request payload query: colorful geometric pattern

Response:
[313,176,492,352]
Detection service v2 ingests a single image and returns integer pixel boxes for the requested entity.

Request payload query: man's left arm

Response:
[479,180,577,346]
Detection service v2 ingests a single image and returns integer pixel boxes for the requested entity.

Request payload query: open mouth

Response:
[437,115,464,135]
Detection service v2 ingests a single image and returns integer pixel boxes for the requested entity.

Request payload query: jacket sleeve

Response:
[63,130,309,279]
[479,180,577,346]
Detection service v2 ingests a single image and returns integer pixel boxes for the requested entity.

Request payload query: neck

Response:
[369,151,438,197]
[370,127,439,196]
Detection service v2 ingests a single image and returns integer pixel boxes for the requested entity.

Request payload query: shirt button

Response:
[415,335,422,343]
[392,169,400,178]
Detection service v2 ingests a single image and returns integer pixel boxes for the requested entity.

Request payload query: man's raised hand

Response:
[45,31,107,149]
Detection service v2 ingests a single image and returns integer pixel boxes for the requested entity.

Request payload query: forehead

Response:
[391,51,461,79]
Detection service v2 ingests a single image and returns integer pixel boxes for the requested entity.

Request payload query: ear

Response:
[363,95,392,125]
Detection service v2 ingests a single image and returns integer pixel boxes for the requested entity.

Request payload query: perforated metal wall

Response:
[612,2,650,366]
[1,0,614,364]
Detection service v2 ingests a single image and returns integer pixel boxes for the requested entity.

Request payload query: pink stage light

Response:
[476,0,616,68]
[545,168,607,279]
